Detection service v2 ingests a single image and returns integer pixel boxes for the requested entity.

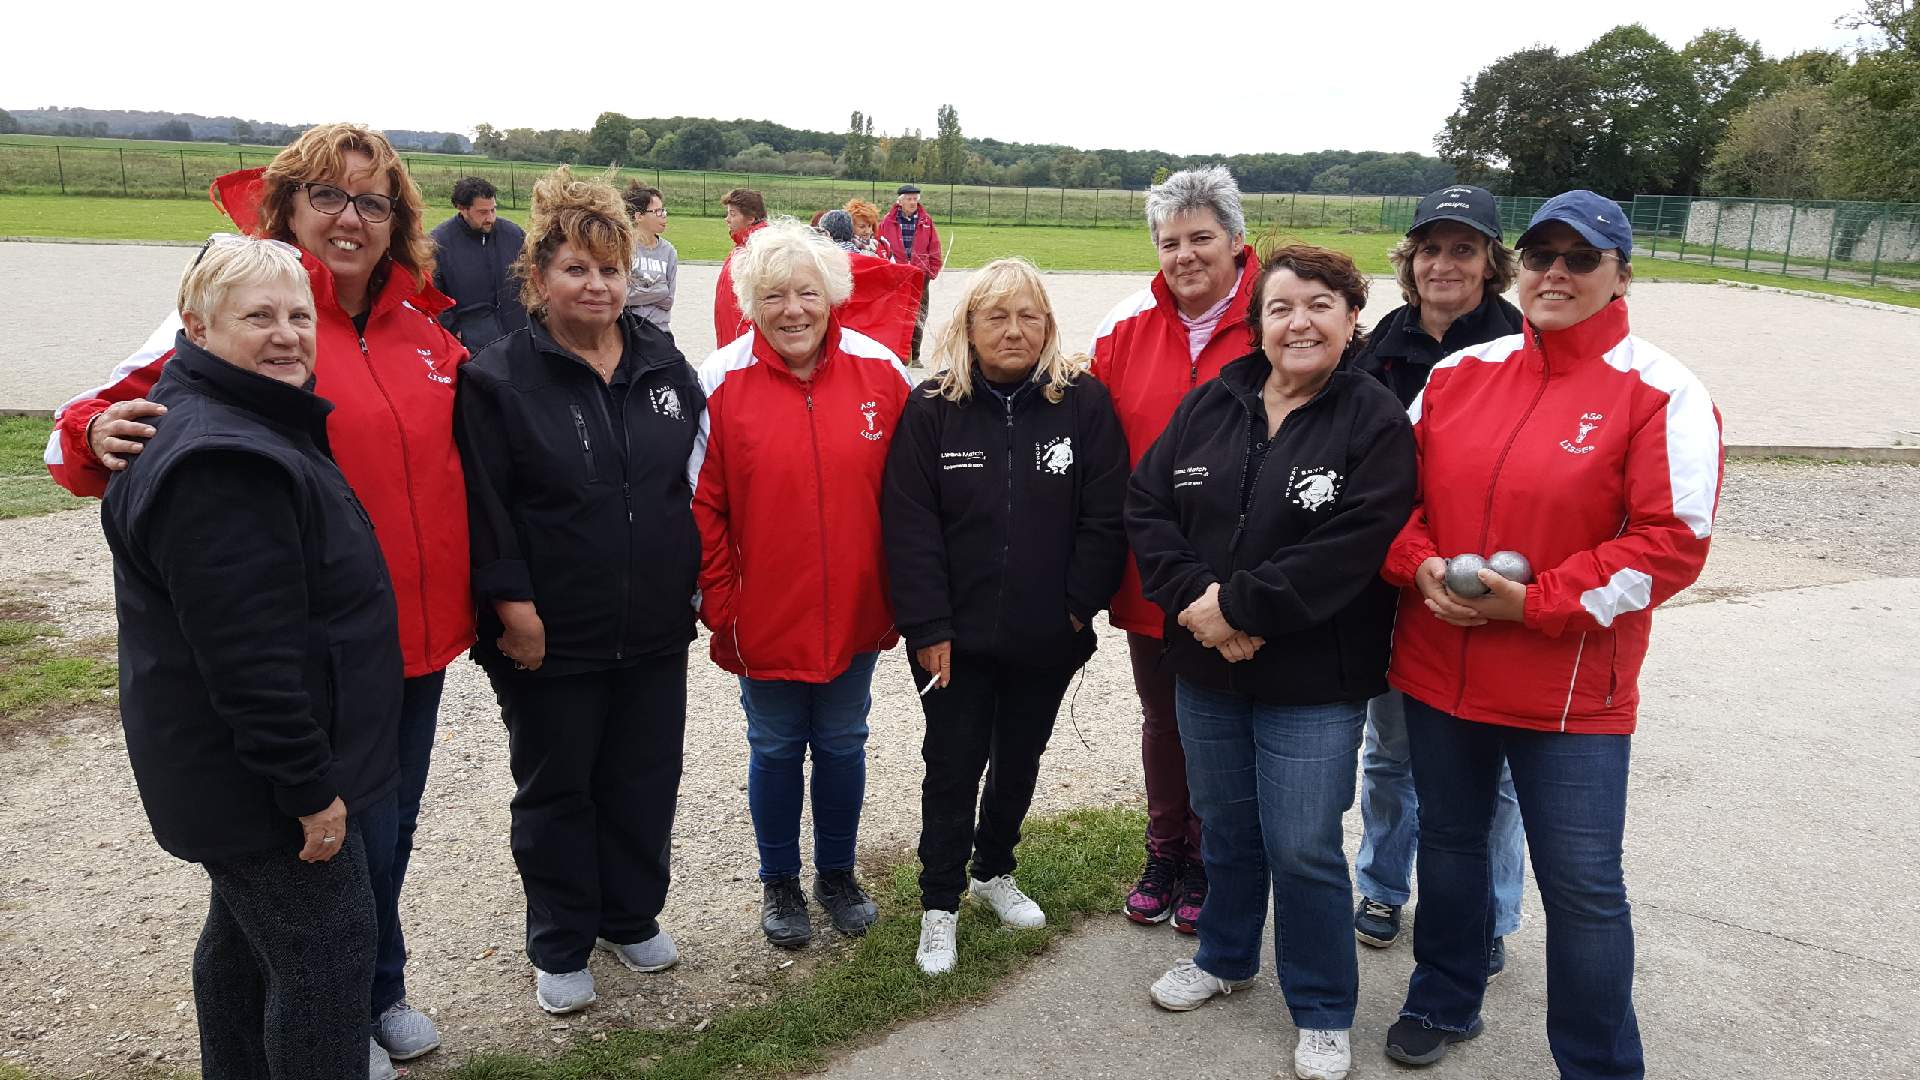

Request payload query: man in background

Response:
[430,177,527,352]
[877,184,944,363]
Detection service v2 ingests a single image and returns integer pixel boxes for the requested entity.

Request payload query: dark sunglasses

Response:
[1520,247,1619,274]
[300,182,397,223]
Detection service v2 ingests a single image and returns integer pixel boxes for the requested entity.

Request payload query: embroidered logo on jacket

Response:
[417,348,452,385]
[1288,466,1342,511]
[1560,412,1604,455]
[650,386,684,421]
[941,450,986,471]
[1174,465,1209,490]
[859,401,884,441]
[1036,437,1073,475]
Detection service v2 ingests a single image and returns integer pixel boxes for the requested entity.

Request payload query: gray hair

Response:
[1145,165,1245,246]
[730,217,855,315]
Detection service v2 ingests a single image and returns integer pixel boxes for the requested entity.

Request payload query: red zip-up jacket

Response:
[690,320,915,682]
[1382,299,1723,734]
[45,170,475,677]
[713,220,769,347]
[876,206,943,278]
[1088,246,1261,637]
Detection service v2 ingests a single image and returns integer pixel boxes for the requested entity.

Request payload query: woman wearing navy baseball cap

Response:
[1378,190,1724,1078]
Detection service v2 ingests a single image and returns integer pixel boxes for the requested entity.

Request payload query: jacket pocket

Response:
[569,404,597,483]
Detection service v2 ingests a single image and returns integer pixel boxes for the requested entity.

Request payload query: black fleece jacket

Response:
[1348,290,1523,407]
[101,335,403,862]
[1126,351,1416,704]
[457,313,704,675]
[883,370,1129,668]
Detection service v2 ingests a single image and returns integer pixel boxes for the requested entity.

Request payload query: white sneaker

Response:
[596,929,679,973]
[533,966,596,1014]
[1294,1027,1352,1080]
[368,1036,398,1080]
[1147,957,1255,1011]
[916,909,958,975]
[969,874,1046,928]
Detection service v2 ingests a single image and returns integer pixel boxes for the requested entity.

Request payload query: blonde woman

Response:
[881,258,1130,975]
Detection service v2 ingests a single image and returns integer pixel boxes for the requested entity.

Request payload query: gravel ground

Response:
[0,460,1913,1077]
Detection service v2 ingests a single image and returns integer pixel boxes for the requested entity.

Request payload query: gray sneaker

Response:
[596,929,679,973]
[368,1036,398,1080]
[375,1000,441,1061]
[533,966,597,1015]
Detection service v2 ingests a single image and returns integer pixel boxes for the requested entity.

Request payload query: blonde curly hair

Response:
[513,166,633,316]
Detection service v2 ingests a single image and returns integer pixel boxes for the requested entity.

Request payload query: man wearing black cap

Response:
[878,184,944,362]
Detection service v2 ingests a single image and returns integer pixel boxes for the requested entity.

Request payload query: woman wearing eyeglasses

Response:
[46,123,468,1079]
[1378,191,1723,1079]
[623,182,677,334]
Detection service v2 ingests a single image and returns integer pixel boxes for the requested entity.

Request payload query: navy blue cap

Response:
[897,183,921,195]
[1410,185,1501,240]
[1518,190,1633,262]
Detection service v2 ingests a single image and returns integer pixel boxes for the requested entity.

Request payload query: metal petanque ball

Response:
[1487,550,1534,584]
[1444,554,1490,598]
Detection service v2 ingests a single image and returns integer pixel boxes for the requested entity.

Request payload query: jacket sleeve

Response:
[432,254,458,336]
[1125,397,1217,621]
[144,451,338,818]
[1382,378,1441,588]
[453,365,533,604]
[1065,385,1131,623]
[1523,385,1723,637]
[46,314,178,498]
[1217,415,1418,638]
[924,218,944,278]
[690,389,738,632]
[881,395,953,650]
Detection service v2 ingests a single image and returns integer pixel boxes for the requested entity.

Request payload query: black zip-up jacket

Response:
[883,371,1130,669]
[431,214,529,351]
[457,312,705,675]
[1348,291,1523,407]
[1126,352,1417,704]
[101,334,403,862]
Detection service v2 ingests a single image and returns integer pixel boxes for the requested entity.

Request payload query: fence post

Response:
[986,185,991,218]
[1781,203,1797,273]
[1867,205,1889,286]
[1675,197,1687,262]
[119,148,128,196]
[1289,191,1297,228]
[1024,187,1030,226]
[1094,187,1100,227]
[1821,204,1841,280]
[1349,201,1356,230]
[1707,200,1723,266]
[949,183,955,219]
[180,150,189,197]
[1380,195,1387,229]
[1128,187,1134,222]
[1742,200,1759,271]
[1059,185,1066,225]
[699,172,705,209]
[55,146,65,195]
[1647,197,1659,258]
[509,163,517,209]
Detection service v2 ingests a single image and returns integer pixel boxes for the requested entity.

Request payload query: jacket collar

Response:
[168,331,334,448]
[1218,349,1342,414]
[1372,290,1512,362]
[750,317,845,383]
[1524,297,1631,372]
[528,312,679,376]
[1149,245,1261,340]
[729,219,770,248]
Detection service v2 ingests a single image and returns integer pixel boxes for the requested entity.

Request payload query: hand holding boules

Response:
[1486,550,1533,584]
[1444,554,1491,598]
[1418,557,1487,627]
[1437,550,1534,625]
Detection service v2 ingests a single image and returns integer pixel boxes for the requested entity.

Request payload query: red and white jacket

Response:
[690,320,914,682]
[713,221,769,348]
[1383,299,1723,735]
[46,169,475,678]
[1088,246,1261,637]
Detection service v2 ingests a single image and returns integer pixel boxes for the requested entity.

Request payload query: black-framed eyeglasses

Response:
[301,182,396,223]
[1519,247,1619,274]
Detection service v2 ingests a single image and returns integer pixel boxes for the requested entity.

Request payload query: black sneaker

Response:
[813,868,877,936]
[1384,1015,1485,1067]
[1125,853,1180,925]
[761,877,812,949]
[1354,896,1402,948]
[1487,936,1506,981]
[1171,860,1206,935]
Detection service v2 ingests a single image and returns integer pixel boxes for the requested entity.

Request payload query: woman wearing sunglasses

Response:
[1378,191,1723,1078]
[46,123,469,1080]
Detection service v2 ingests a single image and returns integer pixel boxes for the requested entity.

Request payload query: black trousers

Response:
[195,831,376,1080]
[909,649,1080,911]
[910,277,932,363]
[490,649,688,972]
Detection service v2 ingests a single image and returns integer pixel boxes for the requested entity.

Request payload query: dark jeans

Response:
[1128,633,1202,865]
[1176,679,1365,1031]
[363,669,444,1018]
[196,831,376,1079]
[1400,696,1641,1080]
[910,649,1079,911]
[491,652,688,972]
[739,652,878,881]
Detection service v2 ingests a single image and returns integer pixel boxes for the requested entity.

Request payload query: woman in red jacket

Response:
[46,124,469,1078]
[1378,191,1723,1078]
[691,219,915,951]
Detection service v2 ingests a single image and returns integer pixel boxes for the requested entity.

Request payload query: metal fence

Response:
[1629,195,1920,290]
[0,140,1414,232]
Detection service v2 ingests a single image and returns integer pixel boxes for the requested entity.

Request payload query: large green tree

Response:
[843,111,875,179]
[1679,29,1774,190]
[1705,86,1838,196]
[1579,24,1702,195]
[1439,47,1600,194]
[934,105,965,184]
[586,112,636,165]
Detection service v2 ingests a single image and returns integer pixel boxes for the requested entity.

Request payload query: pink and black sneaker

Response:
[1172,861,1207,935]
[1125,853,1180,925]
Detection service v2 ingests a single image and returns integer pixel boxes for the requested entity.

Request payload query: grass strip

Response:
[447,805,1147,1079]
[0,417,89,520]
[0,596,116,742]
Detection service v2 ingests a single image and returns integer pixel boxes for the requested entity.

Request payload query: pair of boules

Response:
[1443,550,1533,598]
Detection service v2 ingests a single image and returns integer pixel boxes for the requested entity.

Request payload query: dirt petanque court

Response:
[1,239,1918,1078]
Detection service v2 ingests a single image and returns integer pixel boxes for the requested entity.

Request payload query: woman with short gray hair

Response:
[1089,165,1262,934]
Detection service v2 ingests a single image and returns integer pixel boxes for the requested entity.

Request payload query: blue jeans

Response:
[1176,679,1364,1031]
[1400,696,1641,1080]
[739,652,878,881]
[1357,688,1525,936]
[363,669,444,1018]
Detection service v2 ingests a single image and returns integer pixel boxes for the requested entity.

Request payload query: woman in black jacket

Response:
[101,237,401,1079]
[456,169,703,1016]
[883,257,1129,977]
[1126,245,1416,1080]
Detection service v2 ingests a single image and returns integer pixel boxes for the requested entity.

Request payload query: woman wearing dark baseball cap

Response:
[1379,189,1723,1077]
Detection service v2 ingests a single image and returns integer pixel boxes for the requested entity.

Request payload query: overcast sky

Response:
[3,0,1869,157]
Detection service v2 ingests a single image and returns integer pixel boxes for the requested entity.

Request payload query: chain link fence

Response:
[1630,195,1920,290]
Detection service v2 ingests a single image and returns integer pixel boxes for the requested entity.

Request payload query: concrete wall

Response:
[1683,200,1920,264]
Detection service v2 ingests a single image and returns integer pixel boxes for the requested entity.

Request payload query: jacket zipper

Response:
[1451,328,1554,717]
[991,391,1017,638]
[804,385,832,673]
[358,331,435,667]
[569,404,595,474]
[614,380,634,662]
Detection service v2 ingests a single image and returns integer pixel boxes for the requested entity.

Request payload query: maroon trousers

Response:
[1128,632,1203,864]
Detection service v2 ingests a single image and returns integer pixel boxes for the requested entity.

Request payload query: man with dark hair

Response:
[714,189,769,346]
[431,176,528,351]
[878,184,943,362]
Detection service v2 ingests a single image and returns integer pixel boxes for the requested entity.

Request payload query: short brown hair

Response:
[1387,225,1517,307]
[1245,243,1370,349]
[622,181,662,217]
[844,199,882,228]
[722,188,766,221]
[513,167,633,315]
[256,123,434,290]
